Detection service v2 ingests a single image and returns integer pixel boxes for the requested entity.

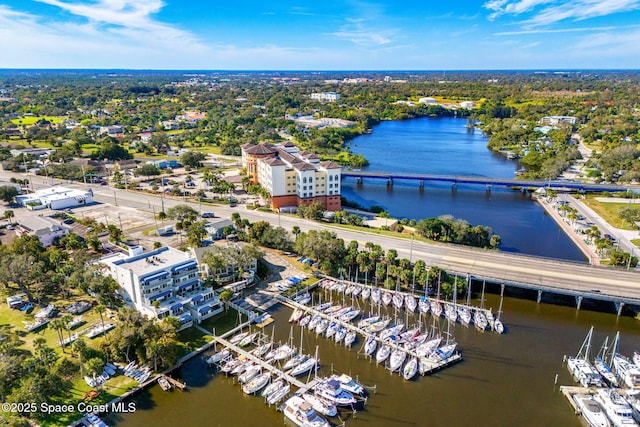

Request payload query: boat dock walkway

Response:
[559,385,589,415]
[280,297,462,376]
[211,335,318,393]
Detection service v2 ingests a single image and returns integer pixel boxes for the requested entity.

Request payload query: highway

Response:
[5,173,640,306]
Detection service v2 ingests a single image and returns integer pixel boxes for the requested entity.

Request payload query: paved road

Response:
[5,172,640,304]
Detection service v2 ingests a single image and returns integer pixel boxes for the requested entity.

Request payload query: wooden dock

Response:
[161,374,186,390]
[559,385,589,415]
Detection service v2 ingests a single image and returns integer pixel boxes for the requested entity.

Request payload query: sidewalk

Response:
[535,195,600,265]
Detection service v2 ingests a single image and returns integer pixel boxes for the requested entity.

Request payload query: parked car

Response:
[201,212,214,218]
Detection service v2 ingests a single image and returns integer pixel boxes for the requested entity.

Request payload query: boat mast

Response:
[480,279,486,310]
[608,331,620,367]
[466,275,471,307]
[575,326,594,360]
[496,284,505,321]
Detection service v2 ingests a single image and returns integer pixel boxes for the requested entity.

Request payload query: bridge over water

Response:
[341,170,640,193]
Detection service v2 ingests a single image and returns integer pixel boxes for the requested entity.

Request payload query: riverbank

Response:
[534,195,599,265]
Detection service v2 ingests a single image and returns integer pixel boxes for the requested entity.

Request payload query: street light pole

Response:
[409,234,414,263]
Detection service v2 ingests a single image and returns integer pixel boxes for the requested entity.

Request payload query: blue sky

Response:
[1,0,639,70]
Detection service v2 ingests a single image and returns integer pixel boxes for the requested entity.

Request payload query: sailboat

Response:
[403,357,418,380]
[493,284,505,334]
[364,335,377,356]
[474,280,488,331]
[593,335,618,387]
[566,326,603,387]
[430,271,443,318]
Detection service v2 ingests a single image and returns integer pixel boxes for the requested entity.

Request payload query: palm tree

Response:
[96,304,106,332]
[146,339,162,371]
[61,314,73,343]
[72,339,87,375]
[50,319,66,351]
[292,226,300,238]
[219,289,233,312]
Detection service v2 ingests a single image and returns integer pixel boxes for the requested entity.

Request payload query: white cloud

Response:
[484,0,640,25]
[331,19,395,46]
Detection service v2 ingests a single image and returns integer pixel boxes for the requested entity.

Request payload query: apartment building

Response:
[241,142,342,211]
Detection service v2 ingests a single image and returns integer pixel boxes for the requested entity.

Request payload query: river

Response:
[110,287,640,427]
[341,117,586,262]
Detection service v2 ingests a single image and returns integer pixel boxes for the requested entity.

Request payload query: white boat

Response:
[403,357,418,380]
[86,323,114,339]
[382,292,392,306]
[416,336,442,358]
[595,357,619,387]
[634,352,640,367]
[24,318,50,332]
[238,365,261,384]
[444,304,458,323]
[295,293,311,305]
[371,288,381,304]
[344,331,356,347]
[380,323,404,341]
[84,375,96,387]
[289,308,304,323]
[325,305,343,315]
[242,372,271,394]
[272,344,296,361]
[428,343,457,362]
[314,379,356,406]
[315,302,332,312]
[61,333,79,346]
[398,327,420,344]
[614,355,640,389]
[35,304,55,320]
[308,315,321,331]
[594,388,638,427]
[325,322,339,338]
[239,332,258,347]
[457,306,471,326]
[494,319,505,334]
[67,315,83,329]
[568,358,604,388]
[392,293,403,309]
[261,378,284,398]
[361,287,371,301]
[302,393,337,417]
[340,308,360,322]
[267,382,290,405]
[251,342,273,358]
[418,296,430,314]
[358,315,380,329]
[573,393,611,427]
[290,357,317,376]
[388,348,407,372]
[364,336,377,356]
[282,395,330,427]
[352,286,362,297]
[430,300,443,317]
[474,310,488,331]
[376,345,391,364]
[299,315,312,328]
[230,360,251,376]
[331,374,365,395]
[229,331,249,345]
[283,354,307,371]
[345,285,355,295]
[334,327,347,343]
[315,319,329,335]
[158,376,172,391]
[405,295,417,312]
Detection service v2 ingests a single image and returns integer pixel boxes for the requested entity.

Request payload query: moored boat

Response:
[573,394,610,427]
[267,382,290,405]
[405,295,417,312]
[302,393,337,417]
[403,357,418,380]
[290,357,317,376]
[242,372,271,395]
[282,395,330,427]
[418,296,430,314]
[389,348,407,372]
[376,345,391,364]
[364,336,377,356]
[344,331,357,347]
[594,388,637,427]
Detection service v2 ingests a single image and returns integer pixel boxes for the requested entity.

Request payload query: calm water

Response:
[342,117,585,261]
[112,289,640,427]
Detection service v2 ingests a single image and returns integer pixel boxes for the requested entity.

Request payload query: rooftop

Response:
[103,246,195,278]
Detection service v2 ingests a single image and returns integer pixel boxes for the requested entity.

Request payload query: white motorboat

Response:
[364,336,377,356]
[405,295,417,312]
[428,343,457,362]
[220,357,240,374]
[294,293,311,305]
[86,322,115,339]
[229,331,249,345]
[267,382,290,405]
[331,374,365,395]
[290,357,317,376]
[389,349,407,372]
[157,376,172,391]
[242,372,271,395]
[35,304,55,320]
[361,287,371,301]
[403,357,418,380]
[314,379,357,406]
[594,388,637,427]
[231,360,252,376]
[67,315,83,329]
[358,315,380,329]
[418,296,430,314]
[382,292,392,306]
[84,375,96,387]
[376,345,391,364]
[302,393,337,417]
[344,331,357,347]
[261,378,284,398]
[614,355,640,389]
[239,332,258,347]
[573,393,611,427]
[567,357,604,387]
[282,395,330,427]
[334,327,347,344]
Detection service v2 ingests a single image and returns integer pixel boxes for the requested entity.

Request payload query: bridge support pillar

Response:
[387,178,393,187]
[537,290,543,304]
[576,296,583,310]
[616,302,625,316]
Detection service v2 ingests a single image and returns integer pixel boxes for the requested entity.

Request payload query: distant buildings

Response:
[15,216,70,247]
[310,92,341,102]
[459,101,476,109]
[539,116,577,126]
[418,97,437,105]
[241,142,342,211]
[99,246,222,330]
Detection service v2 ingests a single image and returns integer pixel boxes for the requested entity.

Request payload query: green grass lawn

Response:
[582,196,640,230]
[10,116,67,126]
[631,239,640,247]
